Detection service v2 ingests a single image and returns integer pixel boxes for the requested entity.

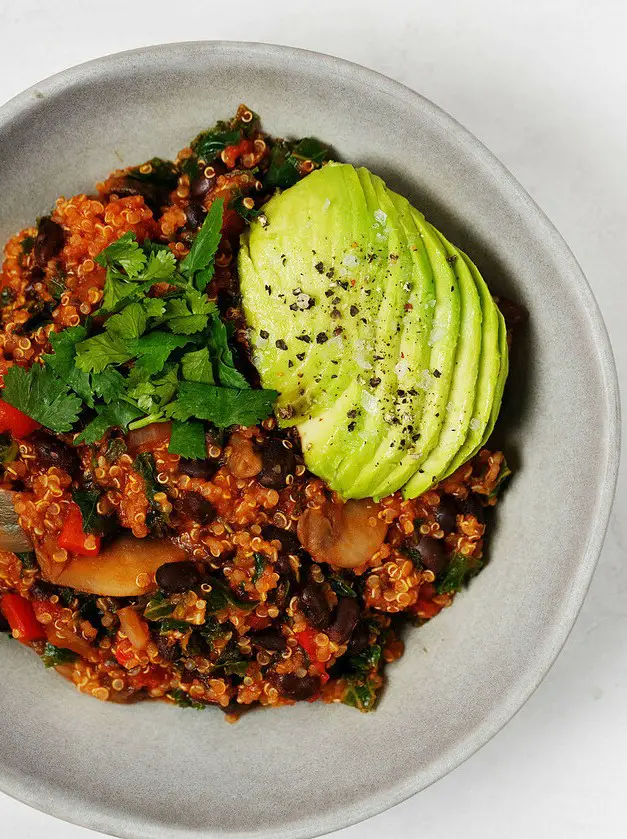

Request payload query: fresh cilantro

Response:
[75,332,133,373]
[133,333,191,375]
[168,420,206,459]
[165,288,216,334]
[168,382,277,428]
[2,364,82,433]
[76,401,142,444]
[43,326,94,407]
[95,231,147,278]
[41,643,79,668]
[206,314,250,389]
[191,128,241,161]
[141,249,177,284]
[91,368,126,403]
[264,137,329,189]
[126,364,179,414]
[71,488,107,535]
[107,302,148,338]
[181,348,214,384]
[180,198,224,288]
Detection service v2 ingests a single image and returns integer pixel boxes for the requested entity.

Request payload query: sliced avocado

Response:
[438,250,504,479]
[239,162,508,500]
[401,232,482,499]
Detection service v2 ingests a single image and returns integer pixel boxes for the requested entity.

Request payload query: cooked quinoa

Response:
[0,107,517,718]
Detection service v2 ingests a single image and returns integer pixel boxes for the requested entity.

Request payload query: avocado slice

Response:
[238,162,508,500]
[401,232,482,499]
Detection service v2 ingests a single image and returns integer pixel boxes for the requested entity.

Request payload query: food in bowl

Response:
[0,106,520,716]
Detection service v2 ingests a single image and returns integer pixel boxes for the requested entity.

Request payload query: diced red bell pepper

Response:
[0,593,46,642]
[0,399,40,438]
[58,503,101,557]
[31,599,64,625]
[222,138,254,169]
[115,637,138,669]
[129,665,168,691]
[295,627,327,676]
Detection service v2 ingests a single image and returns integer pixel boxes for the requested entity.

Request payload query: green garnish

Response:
[41,643,79,668]
[436,553,484,594]
[1,199,277,451]
[168,688,207,710]
[71,489,107,535]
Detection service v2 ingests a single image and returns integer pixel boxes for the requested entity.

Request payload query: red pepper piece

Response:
[0,399,40,438]
[58,503,101,557]
[0,593,46,642]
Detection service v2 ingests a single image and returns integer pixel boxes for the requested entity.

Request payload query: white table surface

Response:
[1,1,625,836]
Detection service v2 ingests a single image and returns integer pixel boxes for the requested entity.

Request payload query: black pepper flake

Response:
[289,304,298,311]
[446,255,458,264]
[451,285,455,292]
[398,389,406,396]
[275,339,288,350]
[367,253,377,263]
[326,268,335,278]
[316,332,328,344]
[259,329,269,339]
[265,284,272,295]
[325,289,334,298]
[338,280,349,290]
[288,360,294,368]
[370,377,381,387]
[331,296,340,305]
[331,308,341,319]
[389,253,399,262]
[347,409,358,418]
[433,369,441,378]
[331,374,337,379]
[331,359,339,364]
[435,413,440,418]
[347,421,356,432]
[350,305,359,317]
[296,334,311,343]
[296,352,305,361]
[315,261,324,273]
[361,318,367,325]
[333,326,343,337]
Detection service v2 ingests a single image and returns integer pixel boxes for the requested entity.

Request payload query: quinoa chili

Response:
[0,107,516,718]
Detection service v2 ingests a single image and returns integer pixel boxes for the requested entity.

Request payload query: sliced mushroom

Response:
[297,499,388,569]
[53,536,187,596]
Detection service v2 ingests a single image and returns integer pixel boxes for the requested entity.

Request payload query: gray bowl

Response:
[0,42,619,839]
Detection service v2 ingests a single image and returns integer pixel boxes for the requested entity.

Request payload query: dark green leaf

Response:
[95,231,146,278]
[18,552,37,570]
[2,364,82,433]
[436,553,483,594]
[348,644,381,675]
[133,332,191,374]
[76,401,142,444]
[43,326,93,407]
[181,348,214,384]
[167,382,277,427]
[41,643,78,668]
[0,432,18,464]
[233,196,261,222]
[328,575,357,599]
[75,331,133,373]
[223,660,249,677]
[168,420,206,459]
[489,457,512,498]
[91,368,126,403]
[104,437,127,462]
[159,618,192,635]
[264,140,301,189]
[253,552,266,584]
[179,198,224,286]
[291,137,329,163]
[127,158,179,190]
[342,677,379,712]
[144,592,174,621]
[168,688,207,710]
[206,314,250,389]
[71,489,106,535]
[191,128,241,160]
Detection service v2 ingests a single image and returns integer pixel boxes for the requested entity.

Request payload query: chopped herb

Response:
[41,643,79,668]
[328,575,357,599]
[489,457,512,498]
[104,437,127,462]
[168,688,207,710]
[437,553,484,594]
[144,592,174,621]
[17,551,37,571]
[1,364,82,433]
[71,489,107,535]
[167,382,277,428]
[0,432,18,465]
[180,198,224,289]
[168,419,206,459]
[191,127,241,161]
[253,552,266,584]
[159,618,192,635]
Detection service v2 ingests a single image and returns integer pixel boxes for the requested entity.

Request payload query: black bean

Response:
[29,579,56,601]
[257,438,296,490]
[33,217,64,268]
[327,597,360,643]
[497,297,528,330]
[174,491,216,524]
[248,628,287,651]
[0,611,9,632]
[157,636,181,662]
[178,458,219,480]
[156,561,200,593]
[189,173,214,201]
[102,177,166,215]
[29,430,80,476]
[347,621,370,654]
[459,494,485,525]
[412,536,447,577]
[435,496,458,533]
[185,202,207,229]
[299,580,331,628]
[261,524,301,556]
[273,672,320,701]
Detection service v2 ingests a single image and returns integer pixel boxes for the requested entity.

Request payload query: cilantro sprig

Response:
[1,199,277,454]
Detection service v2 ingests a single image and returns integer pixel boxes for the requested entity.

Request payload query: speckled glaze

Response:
[0,42,619,839]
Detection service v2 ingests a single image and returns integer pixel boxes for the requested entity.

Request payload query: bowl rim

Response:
[0,39,621,839]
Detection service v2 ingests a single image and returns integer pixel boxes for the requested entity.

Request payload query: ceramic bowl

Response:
[0,41,619,839]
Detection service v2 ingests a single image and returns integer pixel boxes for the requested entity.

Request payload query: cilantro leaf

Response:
[71,488,107,535]
[126,365,178,414]
[141,249,177,284]
[181,348,214,384]
[206,314,250,389]
[165,291,216,335]
[167,382,277,427]
[76,401,142,444]
[180,198,223,287]
[106,302,147,339]
[41,643,78,668]
[168,419,206,458]
[43,326,93,407]
[95,232,146,278]
[75,332,133,373]
[2,364,82,433]
[91,368,126,403]
[133,333,191,375]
